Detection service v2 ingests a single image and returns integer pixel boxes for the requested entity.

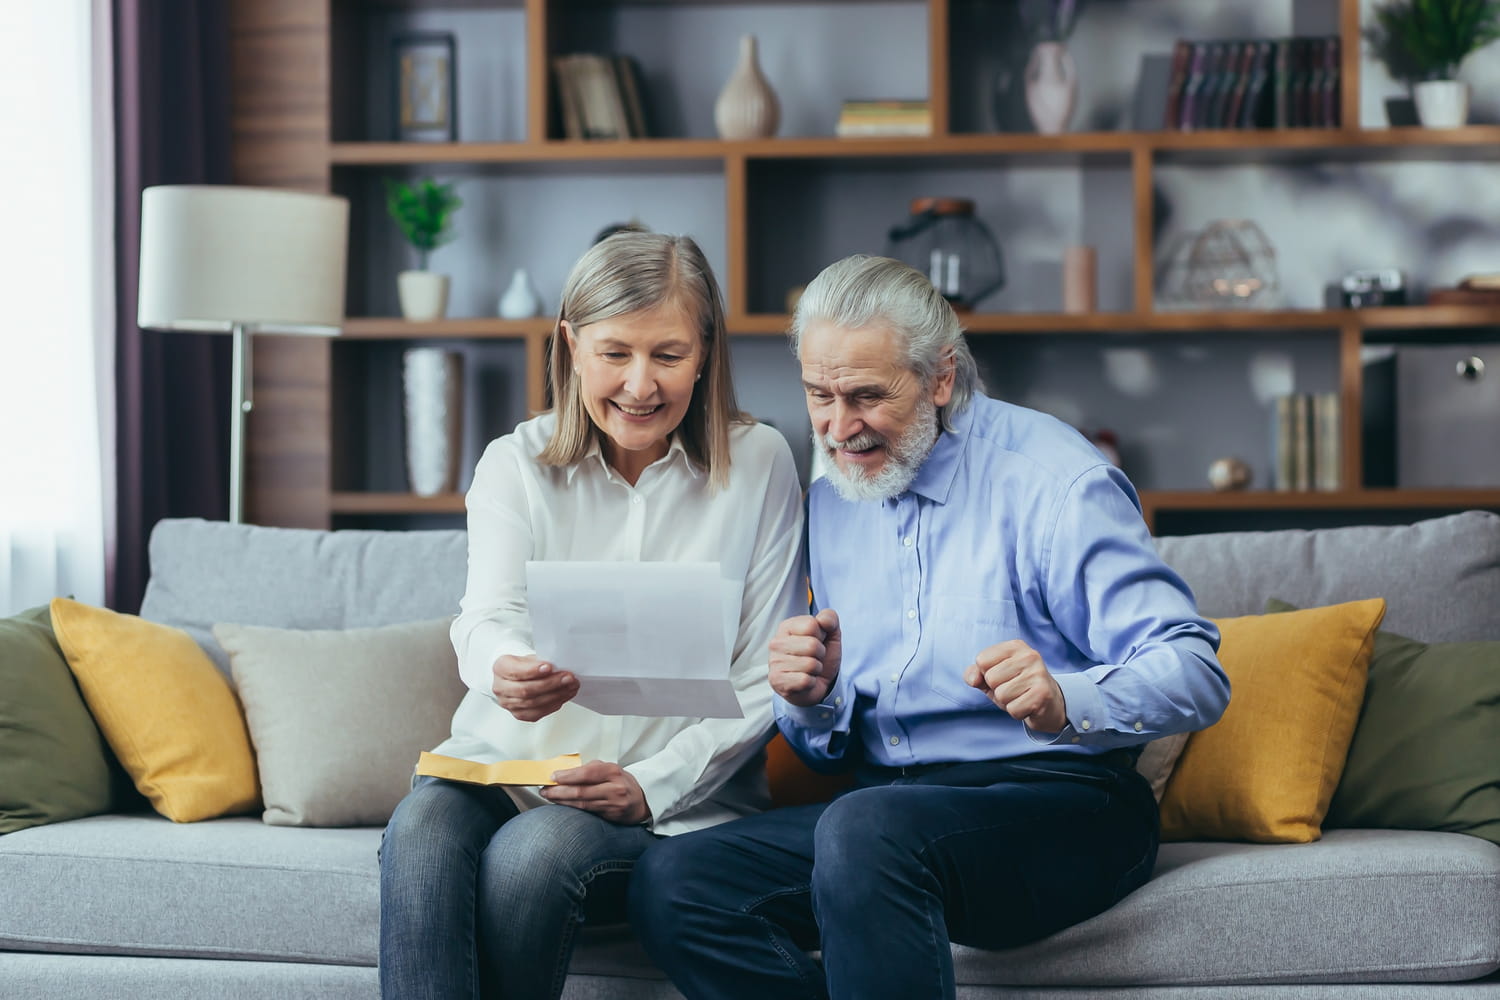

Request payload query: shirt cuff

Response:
[1053,670,1110,742]
[776,691,852,732]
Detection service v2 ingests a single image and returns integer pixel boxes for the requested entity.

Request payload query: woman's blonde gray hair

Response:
[540,231,746,487]
[789,255,981,429]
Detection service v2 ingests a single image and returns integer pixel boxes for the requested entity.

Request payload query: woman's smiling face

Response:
[564,302,703,483]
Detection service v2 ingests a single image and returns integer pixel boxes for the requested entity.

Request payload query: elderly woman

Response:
[378,231,805,1000]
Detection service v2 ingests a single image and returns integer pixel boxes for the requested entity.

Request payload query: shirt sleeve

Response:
[450,437,538,701]
[625,431,808,827]
[1043,464,1231,747]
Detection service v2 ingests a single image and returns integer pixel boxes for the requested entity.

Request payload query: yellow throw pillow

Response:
[1158,597,1385,844]
[49,598,260,822]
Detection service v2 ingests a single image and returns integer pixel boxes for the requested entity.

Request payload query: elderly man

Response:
[630,255,1230,1000]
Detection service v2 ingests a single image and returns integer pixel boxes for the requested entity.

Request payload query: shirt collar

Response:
[565,432,698,485]
[905,401,972,505]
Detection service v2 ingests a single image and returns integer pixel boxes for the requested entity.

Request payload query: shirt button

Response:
[903,536,913,547]
[906,609,916,619]
[834,696,844,707]
[1134,721,1144,732]
[1080,720,1091,731]
[889,736,900,746]
[889,674,899,683]
[631,495,642,505]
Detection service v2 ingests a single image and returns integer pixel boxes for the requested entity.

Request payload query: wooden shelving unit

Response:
[229,0,1500,530]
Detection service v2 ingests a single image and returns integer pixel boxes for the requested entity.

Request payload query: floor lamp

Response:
[137,186,349,523]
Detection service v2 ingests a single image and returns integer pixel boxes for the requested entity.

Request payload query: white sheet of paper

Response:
[525,561,743,718]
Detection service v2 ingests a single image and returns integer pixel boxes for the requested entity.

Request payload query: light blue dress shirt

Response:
[775,394,1230,770]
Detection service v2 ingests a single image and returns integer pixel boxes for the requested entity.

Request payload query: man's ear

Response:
[931,348,956,408]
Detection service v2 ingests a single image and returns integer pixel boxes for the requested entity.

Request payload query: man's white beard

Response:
[817,398,939,503]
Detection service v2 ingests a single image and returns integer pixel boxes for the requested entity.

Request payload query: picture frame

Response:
[392,32,457,142]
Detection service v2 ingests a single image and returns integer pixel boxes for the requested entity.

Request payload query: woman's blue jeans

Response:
[629,751,1158,1000]
[379,776,658,1000]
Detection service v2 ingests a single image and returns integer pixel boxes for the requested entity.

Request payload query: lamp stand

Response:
[229,323,253,524]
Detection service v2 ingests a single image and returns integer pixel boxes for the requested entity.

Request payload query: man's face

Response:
[799,320,953,501]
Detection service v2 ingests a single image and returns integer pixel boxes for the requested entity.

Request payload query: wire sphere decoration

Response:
[1157,219,1280,310]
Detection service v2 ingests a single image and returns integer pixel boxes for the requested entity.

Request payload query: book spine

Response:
[1292,392,1313,491]
[1162,39,1193,130]
[1274,394,1294,491]
[1314,392,1341,491]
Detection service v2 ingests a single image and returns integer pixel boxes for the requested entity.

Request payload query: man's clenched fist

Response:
[768,609,842,707]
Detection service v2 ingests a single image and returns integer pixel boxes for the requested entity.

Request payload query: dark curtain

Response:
[112,0,232,612]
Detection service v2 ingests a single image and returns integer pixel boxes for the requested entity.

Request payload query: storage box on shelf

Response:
[231,0,1500,532]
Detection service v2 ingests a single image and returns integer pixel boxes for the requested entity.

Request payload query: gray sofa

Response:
[3,512,1499,999]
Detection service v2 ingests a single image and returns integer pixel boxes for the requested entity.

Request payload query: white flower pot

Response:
[714,35,780,140]
[1413,80,1469,128]
[397,270,450,321]
[402,348,464,496]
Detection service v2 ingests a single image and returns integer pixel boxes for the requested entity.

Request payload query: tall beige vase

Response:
[714,35,780,140]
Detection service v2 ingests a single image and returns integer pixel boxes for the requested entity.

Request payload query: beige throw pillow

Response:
[1134,731,1190,803]
[213,617,467,827]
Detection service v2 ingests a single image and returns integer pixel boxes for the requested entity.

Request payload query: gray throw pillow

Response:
[213,617,467,827]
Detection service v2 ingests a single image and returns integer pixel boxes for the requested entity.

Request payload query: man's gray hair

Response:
[790,255,982,429]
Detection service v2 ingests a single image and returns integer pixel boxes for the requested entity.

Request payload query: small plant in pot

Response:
[1366,0,1500,127]
[384,177,462,320]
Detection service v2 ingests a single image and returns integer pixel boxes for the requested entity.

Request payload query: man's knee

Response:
[629,829,716,927]
[812,788,915,882]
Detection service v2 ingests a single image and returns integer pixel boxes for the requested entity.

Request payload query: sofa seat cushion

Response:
[0,815,380,965]
[951,829,1500,987]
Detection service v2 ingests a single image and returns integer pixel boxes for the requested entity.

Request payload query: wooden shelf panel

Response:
[329,488,1500,519]
[1143,488,1500,513]
[329,126,1500,167]
[727,306,1500,336]
[331,492,466,514]
[341,318,553,339]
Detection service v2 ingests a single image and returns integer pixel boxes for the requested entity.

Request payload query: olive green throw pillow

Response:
[1268,598,1500,846]
[0,604,116,833]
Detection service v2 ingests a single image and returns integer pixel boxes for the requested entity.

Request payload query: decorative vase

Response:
[1413,80,1469,128]
[1024,41,1078,135]
[714,35,780,140]
[397,271,450,321]
[498,267,541,319]
[402,348,464,496]
[1061,245,1097,313]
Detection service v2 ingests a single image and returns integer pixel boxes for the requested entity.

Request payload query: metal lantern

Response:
[885,197,1005,310]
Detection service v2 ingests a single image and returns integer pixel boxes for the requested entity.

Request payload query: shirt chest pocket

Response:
[925,595,1021,707]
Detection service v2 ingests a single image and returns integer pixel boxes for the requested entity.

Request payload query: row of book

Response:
[835,99,932,137]
[552,53,649,140]
[1273,392,1341,492]
[1164,36,1341,132]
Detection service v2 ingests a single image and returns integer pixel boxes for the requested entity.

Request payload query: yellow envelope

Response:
[416,751,582,787]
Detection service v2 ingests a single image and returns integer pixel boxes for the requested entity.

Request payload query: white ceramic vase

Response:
[1413,80,1469,128]
[714,35,780,140]
[1024,41,1078,135]
[397,271,450,321]
[402,348,464,496]
[498,267,541,319]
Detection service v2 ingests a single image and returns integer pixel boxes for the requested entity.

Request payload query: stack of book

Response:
[835,99,932,137]
[1272,392,1341,492]
[553,53,648,140]
[1162,36,1340,131]
[1427,272,1500,306]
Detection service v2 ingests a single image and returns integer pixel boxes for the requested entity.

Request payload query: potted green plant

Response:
[384,177,462,320]
[1366,0,1500,127]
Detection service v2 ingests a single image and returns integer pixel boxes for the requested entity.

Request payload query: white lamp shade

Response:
[138,185,350,335]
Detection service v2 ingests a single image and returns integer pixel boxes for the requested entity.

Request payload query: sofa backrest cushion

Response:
[1156,510,1500,644]
[139,518,467,676]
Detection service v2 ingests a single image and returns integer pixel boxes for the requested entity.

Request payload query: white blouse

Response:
[436,413,806,837]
